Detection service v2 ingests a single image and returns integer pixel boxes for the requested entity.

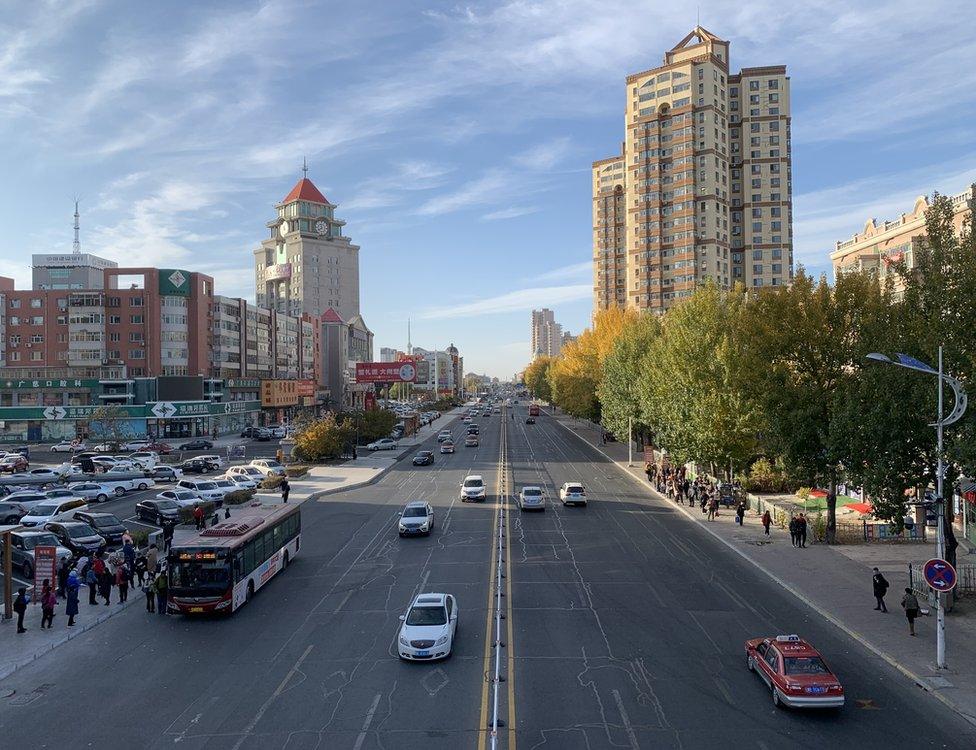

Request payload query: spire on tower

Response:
[302,156,308,178]
[72,199,81,255]
[407,319,412,355]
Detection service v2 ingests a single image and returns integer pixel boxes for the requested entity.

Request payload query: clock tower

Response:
[254,170,361,322]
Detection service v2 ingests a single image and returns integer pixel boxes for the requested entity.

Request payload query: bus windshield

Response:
[169,557,231,594]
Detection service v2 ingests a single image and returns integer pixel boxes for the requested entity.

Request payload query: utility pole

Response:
[628,416,633,467]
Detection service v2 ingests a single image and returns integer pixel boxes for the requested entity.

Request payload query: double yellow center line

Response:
[478,408,516,749]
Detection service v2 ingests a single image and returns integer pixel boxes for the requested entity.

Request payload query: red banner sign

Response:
[295,379,316,397]
[355,361,418,383]
[33,545,58,603]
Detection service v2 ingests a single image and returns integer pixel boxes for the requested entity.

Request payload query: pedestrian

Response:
[788,516,798,547]
[154,571,168,616]
[901,587,920,636]
[162,522,174,552]
[41,579,56,629]
[121,529,134,547]
[761,510,772,536]
[57,557,70,598]
[99,566,112,606]
[143,576,155,613]
[116,562,129,603]
[281,478,290,503]
[735,501,746,526]
[65,574,80,627]
[14,587,28,633]
[872,568,890,613]
[147,544,158,576]
[86,565,98,605]
[645,464,654,484]
[75,554,90,579]
[92,552,106,578]
[122,539,136,583]
[707,497,718,521]
[193,504,204,531]
[135,553,147,588]
[798,514,808,548]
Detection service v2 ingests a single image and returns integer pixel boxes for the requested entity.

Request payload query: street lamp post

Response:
[866,346,967,670]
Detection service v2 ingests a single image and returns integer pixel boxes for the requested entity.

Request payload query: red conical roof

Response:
[283,177,329,205]
[321,307,344,324]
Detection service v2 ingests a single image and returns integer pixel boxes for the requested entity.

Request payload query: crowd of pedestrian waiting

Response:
[12,533,172,635]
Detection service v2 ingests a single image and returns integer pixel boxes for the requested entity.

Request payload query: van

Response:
[18,497,89,527]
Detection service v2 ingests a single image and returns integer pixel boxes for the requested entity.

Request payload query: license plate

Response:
[190,607,203,612]
[416,650,429,656]
[806,686,826,694]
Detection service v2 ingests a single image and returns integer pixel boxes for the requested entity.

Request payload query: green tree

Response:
[598,312,660,442]
[523,356,553,403]
[292,413,353,461]
[341,408,397,444]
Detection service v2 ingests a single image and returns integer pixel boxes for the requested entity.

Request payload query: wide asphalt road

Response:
[506,405,976,748]
[0,410,502,749]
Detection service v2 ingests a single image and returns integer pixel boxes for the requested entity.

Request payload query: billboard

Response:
[157,376,204,402]
[266,263,292,280]
[158,269,192,296]
[295,379,317,397]
[355,361,418,383]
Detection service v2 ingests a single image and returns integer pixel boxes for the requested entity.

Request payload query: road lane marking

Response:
[352,692,382,750]
[504,428,516,750]
[611,689,639,750]
[230,644,313,750]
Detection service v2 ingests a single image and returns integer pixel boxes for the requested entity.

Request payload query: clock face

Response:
[315,220,327,235]
[280,220,288,235]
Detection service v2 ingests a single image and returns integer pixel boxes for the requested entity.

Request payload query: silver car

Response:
[517,486,546,511]
[0,530,73,579]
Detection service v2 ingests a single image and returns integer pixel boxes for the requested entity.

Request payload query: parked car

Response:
[103,472,155,492]
[367,438,398,451]
[223,472,259,489]
[0,530,72,579]
[122,440,153,452]
[156,489,204,508]
[226,466,264,482]
[397,592,458,661]
[19,497,89,527]
[240,426,261,439]
[0,455,29,473]
[209,478,239,497]
[44,520,107,556]
[178,458,211,475]
[2,490,50,509]
[251,428,272,441]
[196,454,224,470]
[412,451,435,466]
[150,465,184,482]
[128,451,159,469]
[176,479,225,504]
[135,498,181,525]
[65,482,117,504]
[50,440,86,453]
[0,500,30,524]
[73,511,127,546]
[249,459,286,477]
[179,439,213,451]
[398,501,435,537]
[146,441,173,454]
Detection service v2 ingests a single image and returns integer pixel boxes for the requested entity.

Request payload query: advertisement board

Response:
[158,376,204,402]
[355,362,417,383]
[295,379,317,397]
[33,546,58,603]
[265,263,292,280]
[158,269,192,296]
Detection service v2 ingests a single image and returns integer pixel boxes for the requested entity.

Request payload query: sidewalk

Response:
[552,411,976,727]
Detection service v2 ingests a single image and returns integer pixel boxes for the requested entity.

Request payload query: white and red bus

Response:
[166,503,301,615]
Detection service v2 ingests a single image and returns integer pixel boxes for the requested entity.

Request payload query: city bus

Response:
[166,503,300,615]
[528,404,541,417]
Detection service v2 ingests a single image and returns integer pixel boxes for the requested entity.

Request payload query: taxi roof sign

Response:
[775,634,801,642]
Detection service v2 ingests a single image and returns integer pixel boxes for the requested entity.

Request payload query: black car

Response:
[73,511,127,546]
[252,429,271,442]
[180,439,213,451]
[467,425,480,435]
[240,427,260,438]
[178,458,210,474]
[0,501,29,525]
[135,499,180,525]
[44,521,107,556]
[525,417,536,424]
[412,451,435,466]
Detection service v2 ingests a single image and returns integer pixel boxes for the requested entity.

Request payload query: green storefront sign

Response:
[158,268,191,296]
[0,400,261,421]
[226,379,261,389]
[1,378,99,390]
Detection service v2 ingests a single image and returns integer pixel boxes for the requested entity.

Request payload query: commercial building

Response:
[254,174,361,322]
[531,308,563,358]
[592,26,793,314]
[320,308,374,410]
[32,253,118,291]
[830,186,975,289]
[380,347,398,362]
[409,344,464,399]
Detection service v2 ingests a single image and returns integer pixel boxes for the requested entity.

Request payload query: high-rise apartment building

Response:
[593,26,793,314]
[255,174,361,322]
[531,308,563,358]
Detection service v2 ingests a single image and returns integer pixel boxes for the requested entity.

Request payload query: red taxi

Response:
[745,634,844,709]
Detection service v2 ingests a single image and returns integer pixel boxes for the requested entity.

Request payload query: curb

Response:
[0,594,140,682]
[307,461,398,500]
[550,415,976,729]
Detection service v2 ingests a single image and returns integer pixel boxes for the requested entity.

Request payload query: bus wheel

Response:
[282,551,289,570]
[246,581,254,604]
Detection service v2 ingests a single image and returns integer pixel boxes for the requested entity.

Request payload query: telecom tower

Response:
[73,199,81,254]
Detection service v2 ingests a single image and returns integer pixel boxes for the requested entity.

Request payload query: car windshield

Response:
[66,524,98,538]
[265,461,283,468]
[403,507,428,518]
[28,502,60,516]
[566,485,584,493]
[784,657,831,675]
[524,489,542,497]
[23,533,59,550]
[406,605,447,626]
[169,559,231,592]
[464,479,483,488]
[155,500,179,510]
[196,482,217,490]
[91,516,121,528]
[176,492,196,500]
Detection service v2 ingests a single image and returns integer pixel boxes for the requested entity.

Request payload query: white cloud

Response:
[534,261,592,282]
[416,169,510,216]
[419,284,591,320]
[513,137,573,171]
[481,206,540,221]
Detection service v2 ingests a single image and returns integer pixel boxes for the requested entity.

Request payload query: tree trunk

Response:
[825,467,838,545]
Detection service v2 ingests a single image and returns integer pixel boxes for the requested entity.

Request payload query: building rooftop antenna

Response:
[302,156,308,178]
[72,198,82,255]
[407,318,412,355]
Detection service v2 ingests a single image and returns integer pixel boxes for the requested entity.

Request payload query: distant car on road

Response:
[465,435,479,447]
[367,438,398,451]
[179,439,214,451]
[558,482,587,507]
[398,501,434,537]
[412,451,435,466]
[440,442,455,454]
[397,592,458,661]
[525,417,536,425]
[459,475,486,502]
[50,440,86,453]
[437,431,453,443]
[745,634,845,709]
[517,486,545,511]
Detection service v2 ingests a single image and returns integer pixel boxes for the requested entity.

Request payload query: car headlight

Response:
[398,524,407,531]
[398,634,409,647]
[435,635,448,646]
[420,523,429,531]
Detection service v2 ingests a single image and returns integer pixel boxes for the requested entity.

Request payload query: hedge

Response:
[285,465,309,478]
[179,500,216,525]
[223,489,255,505]
[261,475,285,490]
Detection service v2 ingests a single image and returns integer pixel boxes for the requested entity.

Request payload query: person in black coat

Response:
[872,567,890,612]
[281,478,290,503]
[57,558,71,598]
[13,588,28,633]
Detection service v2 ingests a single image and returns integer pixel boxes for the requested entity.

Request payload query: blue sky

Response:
[2,0,975,378]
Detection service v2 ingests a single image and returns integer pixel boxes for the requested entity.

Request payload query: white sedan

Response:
[223,472,258,489]
[50,441,85,453]
[517,486,546,511]
[156,489,202,508]
[68,482,120,504]
[366,438,398,451]
[397,593,458,661]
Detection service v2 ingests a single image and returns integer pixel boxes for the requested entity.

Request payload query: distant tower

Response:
[72,199,81,254]
[407,319,412,355]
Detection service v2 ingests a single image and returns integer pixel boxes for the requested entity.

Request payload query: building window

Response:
[9,299,20,309]
[30,299,42,308]
[31,316,43,325]
[749,80,760,91]
[109,315,121,324]
[752,222,762,232]
[752,249,763,260]
[30,351,42,361]
[128,349,146,359]
[753,264,763,275]
[768,93,779,103]
[130,297,144,307]
[752,208,762,218]
[130,315,144,324]
[768,79,779,89]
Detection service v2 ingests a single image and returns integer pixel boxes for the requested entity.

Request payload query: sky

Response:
[1,0,975,379]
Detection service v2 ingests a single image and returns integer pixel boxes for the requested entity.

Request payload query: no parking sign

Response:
[923,558,957,593]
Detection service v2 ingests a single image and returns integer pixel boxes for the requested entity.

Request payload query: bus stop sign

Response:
[923,558,957,592]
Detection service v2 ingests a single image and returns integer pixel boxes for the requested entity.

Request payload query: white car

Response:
[128,451,159,469]
[223,471,258,489]
[397,593,458,661]
[156,489,201,508]
[50,440,85,453]
[102,475,155,493]
[249,459,285,477]
[517,486,546,511]
[20,468,66,481]
[366,438,398,451]
[68,482,121,504]
[398,501,434,537]
[176,479,225,502]
[18,498,89,528]
[197,454,224,470]
[558,482,587,507]
[227,465,264,482]
[122,440,152,452]
[459,475,486,502]
[210,478,239,496]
